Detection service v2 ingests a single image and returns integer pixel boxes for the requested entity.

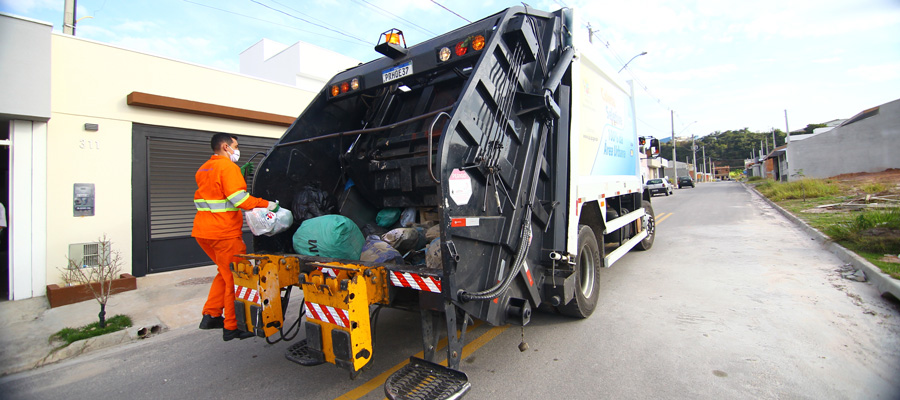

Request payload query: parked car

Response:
[678,177,695,188]
[645,178,673,196]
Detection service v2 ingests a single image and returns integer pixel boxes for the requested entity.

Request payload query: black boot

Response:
[223,328,255,341]
[199,314,224,330]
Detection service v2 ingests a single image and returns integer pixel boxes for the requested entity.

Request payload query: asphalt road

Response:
[2,182,898,399]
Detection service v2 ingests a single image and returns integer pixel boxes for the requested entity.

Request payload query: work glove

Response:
[267,201,280,212]
[240,161,254,177]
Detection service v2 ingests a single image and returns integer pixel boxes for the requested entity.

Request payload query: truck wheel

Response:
[559,225,602,318]
[635,200,655,251]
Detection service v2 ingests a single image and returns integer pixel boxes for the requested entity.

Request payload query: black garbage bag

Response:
[292,183,337,224]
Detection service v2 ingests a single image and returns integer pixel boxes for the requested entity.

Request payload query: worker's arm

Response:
[222,164,271,211]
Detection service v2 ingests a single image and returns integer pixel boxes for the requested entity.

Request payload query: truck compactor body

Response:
[230,6,658,397]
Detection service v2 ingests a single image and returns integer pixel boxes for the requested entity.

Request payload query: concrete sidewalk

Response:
[0,265,218,376]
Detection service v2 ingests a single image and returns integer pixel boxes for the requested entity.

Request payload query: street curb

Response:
[743,183,900,301]
[39,329,132,368]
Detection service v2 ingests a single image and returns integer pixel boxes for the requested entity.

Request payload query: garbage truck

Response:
[231,6,660,398]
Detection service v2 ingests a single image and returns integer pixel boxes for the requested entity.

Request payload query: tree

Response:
[59,235,123,328]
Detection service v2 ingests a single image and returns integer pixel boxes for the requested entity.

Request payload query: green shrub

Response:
[50,314,132,347]
[747,176,763,182]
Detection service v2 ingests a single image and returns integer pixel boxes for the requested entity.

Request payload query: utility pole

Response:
[63,0,77,35]
[702,145,706,181]
[772,129,777,149]
[691,135,697,181]
[671,110,676,182]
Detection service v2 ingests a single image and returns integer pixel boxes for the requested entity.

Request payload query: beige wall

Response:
[44,34,315,287]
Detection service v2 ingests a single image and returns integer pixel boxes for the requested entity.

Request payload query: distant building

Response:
[240,39,360,91]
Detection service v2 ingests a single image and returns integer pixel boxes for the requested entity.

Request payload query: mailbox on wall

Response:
[74,183,95,217]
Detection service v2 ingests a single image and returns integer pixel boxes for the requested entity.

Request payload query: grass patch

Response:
[860,182,886,194]
[50,314,132,348]
[756,178,840,201]
[747,176,764,182]
[824,209,900,253]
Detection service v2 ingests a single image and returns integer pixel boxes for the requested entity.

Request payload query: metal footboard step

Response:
[284,339,324,366]
[384,357,471,400]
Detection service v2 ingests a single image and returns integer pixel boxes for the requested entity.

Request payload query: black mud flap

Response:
[284,339,325,367]
[384,357,471,400]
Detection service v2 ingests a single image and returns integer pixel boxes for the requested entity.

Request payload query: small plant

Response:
[747,176,763,182]
[58,235,123,328]
[50,314,132,348]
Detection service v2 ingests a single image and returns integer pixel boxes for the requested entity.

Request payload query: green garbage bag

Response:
[292,215,365,260]
[375,208,402,228]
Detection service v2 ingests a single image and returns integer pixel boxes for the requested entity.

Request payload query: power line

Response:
[357,0,437,36]
[269,0,357,36]
[181,0,369,47]
[249,0,371,44]
[430,0,471,23]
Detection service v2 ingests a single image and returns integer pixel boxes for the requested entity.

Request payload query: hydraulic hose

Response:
[459,209,533,301]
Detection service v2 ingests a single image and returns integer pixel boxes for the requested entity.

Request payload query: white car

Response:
[645,178,673,196]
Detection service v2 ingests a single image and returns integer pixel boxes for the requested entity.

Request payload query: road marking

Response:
[655,212,673,224]
[335,321,499,400]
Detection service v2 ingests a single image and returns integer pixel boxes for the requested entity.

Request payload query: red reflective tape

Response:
[432,277,442,292]
[337,309,350,328]
[305,301,320,321]
[409,273,432,292]
[523,263,534,286]
[451,218,466,227]
[393,271,412,288]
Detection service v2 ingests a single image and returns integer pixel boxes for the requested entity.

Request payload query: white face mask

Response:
[229,147,241,163]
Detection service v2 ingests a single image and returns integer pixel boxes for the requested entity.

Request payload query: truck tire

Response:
[559,225,602,318]
[635,200,655,251]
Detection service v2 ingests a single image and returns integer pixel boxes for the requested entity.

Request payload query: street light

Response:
[618,51,648,73]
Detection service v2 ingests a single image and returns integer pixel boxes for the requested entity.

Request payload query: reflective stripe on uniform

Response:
[194,199,240,212]
[227,190,251,207]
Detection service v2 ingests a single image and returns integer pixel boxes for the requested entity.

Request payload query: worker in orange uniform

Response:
[193,133,278,341]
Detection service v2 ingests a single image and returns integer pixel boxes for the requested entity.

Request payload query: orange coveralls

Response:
[192,154,268,330]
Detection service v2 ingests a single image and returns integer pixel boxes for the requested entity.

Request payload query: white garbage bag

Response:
[245,207,294,236]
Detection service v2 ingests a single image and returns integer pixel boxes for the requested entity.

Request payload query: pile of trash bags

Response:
[290,202,441,269]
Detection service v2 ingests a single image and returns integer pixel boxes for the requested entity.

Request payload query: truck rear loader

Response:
[230,6,660,398]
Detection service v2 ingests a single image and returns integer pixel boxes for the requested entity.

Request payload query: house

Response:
[786,98,900,180]
[0,13,343,300]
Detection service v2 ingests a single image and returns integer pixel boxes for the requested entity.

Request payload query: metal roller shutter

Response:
[147,137,272,239]
[133,123,278,275]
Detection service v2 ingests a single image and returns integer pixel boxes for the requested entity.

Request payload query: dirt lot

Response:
[830,168,900,194]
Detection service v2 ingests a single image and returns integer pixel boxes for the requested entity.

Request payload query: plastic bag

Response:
[292,215,364,260]
[381,227,426,254]
[425,238,442,270]
[400,207,416,227]
[360,235,404,264]
[245,207,294,237]
[292,184,337,224]
[376,208,402,228]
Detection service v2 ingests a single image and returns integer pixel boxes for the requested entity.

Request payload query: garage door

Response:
[132,124,278,276]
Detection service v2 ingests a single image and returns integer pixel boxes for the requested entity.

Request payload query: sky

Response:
[2,0,899,141]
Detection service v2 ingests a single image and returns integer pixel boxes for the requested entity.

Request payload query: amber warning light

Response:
[375,28,408,59]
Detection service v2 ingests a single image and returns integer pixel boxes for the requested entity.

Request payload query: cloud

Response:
[847,62,900,83]
[115,20,160,33]
[0,0,59,14]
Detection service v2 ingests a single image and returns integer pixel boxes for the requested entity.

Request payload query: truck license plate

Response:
[382,61,413,83]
